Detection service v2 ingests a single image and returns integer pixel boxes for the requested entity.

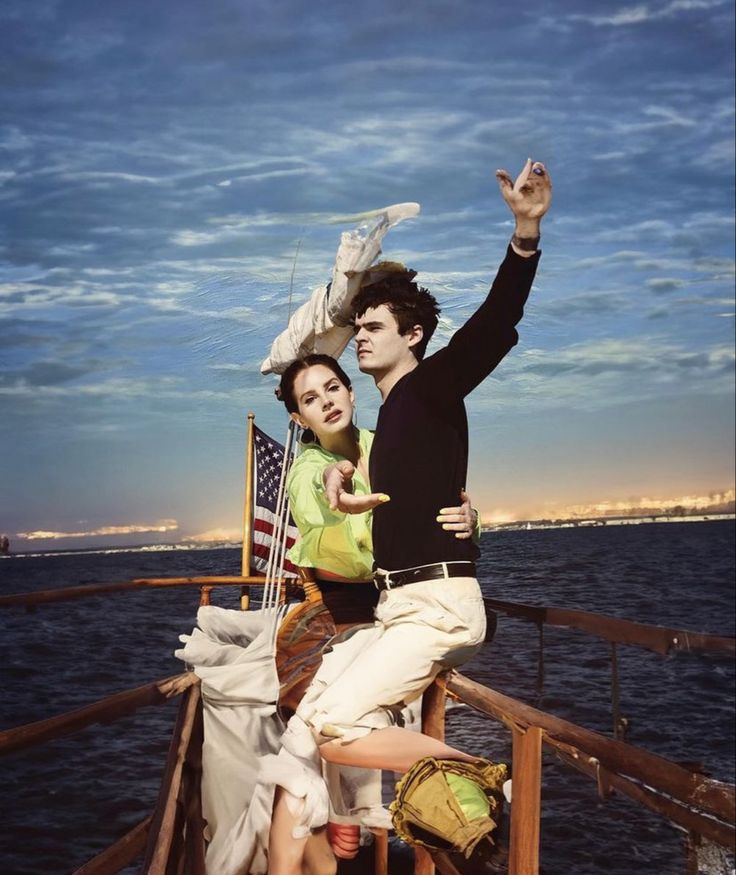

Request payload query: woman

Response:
[270,354,480,873]
[276,353,476,715]
[280,352,475,582]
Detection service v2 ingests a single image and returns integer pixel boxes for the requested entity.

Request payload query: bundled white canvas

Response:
[175,605,378,874]
[260,202,420,374]
[175,606,287,875]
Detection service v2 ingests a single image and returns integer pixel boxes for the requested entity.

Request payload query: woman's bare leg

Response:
[268,787,310,875]
[302,828,337,875]
[319,726,477,773]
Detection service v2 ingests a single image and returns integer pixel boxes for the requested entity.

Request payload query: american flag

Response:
[251,425,299,577]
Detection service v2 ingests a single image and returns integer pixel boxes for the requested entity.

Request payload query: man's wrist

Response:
[514,218,541,238]
[511,220,541,257]
[511,233,540,252]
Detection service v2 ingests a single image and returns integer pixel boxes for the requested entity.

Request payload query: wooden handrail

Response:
[0,674,187,756]
[484,597,735,656]
[445,672,735,832]
[3,584,731,662]
[553,739,734,849]
[0,575,283,608]
[141,684,203,874]
[70,816,152,875]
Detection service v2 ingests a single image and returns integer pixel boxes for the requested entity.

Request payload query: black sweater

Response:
[369,246,541,571]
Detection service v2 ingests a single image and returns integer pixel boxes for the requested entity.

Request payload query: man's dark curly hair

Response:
[350,265,440,361]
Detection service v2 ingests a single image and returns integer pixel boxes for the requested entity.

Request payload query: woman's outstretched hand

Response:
[323,461,390,513]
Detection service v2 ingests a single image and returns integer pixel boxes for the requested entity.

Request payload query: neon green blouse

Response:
[286,428,375,581]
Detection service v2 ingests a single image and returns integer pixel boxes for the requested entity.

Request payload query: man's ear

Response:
[406,324,424,350]
[290,411,306,429]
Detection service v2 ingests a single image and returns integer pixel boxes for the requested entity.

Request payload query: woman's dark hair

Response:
[277,354,352,414]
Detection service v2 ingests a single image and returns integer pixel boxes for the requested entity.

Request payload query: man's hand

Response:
[437,489,478,540]
[323,461,390,514]
[496,159,552,253]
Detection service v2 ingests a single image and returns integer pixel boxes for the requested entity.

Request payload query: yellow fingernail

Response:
[442,524,450,530]
[379,494,391,503]
[436,515,444,522]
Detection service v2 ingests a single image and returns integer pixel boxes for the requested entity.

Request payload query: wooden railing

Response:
[0,575,267,608]
[1,577,734,875]
[419,672,735,874]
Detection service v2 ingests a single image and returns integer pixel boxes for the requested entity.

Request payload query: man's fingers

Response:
[437,512,465,523]
[513,158,533,192]
[536,162,553,199]
[495,169,513,192]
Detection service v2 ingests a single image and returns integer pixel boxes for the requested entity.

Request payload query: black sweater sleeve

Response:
[414,245,541,401]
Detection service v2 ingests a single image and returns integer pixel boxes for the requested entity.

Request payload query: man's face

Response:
[353,304,419,376]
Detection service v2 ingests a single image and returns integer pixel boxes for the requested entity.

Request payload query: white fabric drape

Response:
[260,202,420,375]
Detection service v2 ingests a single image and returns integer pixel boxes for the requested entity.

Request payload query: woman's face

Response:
[291,364,354,439]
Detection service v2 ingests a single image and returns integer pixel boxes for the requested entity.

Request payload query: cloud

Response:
[646,277,688,292]
[469,338,736,415]
[16,519,179,540]
[517,338,733,379]
[0,360,96,387]
[561,0,728,27]
[544,488,735,520]
[539,292,620,319]
[188,527,241,543]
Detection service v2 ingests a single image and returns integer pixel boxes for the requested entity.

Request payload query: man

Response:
[307,159,551,764]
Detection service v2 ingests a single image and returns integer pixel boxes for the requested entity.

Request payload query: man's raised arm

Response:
[415,158,552,400]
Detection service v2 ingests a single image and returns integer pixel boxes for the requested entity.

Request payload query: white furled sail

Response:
[260,202,420,374]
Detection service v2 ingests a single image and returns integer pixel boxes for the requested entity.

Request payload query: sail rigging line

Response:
[286,237,303,324]
[260,236,304,609]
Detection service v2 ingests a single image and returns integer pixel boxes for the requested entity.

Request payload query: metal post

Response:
[611,642,621,739]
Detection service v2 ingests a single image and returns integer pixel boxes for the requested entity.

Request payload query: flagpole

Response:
[240,412,256,609]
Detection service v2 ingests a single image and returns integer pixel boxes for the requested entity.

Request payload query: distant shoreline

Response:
[3,513,733,557]
[482,512,736,533]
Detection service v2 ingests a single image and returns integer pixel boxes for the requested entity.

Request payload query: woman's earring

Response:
[352,404,358,427]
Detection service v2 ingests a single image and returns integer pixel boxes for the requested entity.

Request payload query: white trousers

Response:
[296,576,486,741]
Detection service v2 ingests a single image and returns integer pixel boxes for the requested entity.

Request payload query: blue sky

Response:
[1,0,734,549]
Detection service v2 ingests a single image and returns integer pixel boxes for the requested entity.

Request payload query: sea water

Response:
[1,521,733,874]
